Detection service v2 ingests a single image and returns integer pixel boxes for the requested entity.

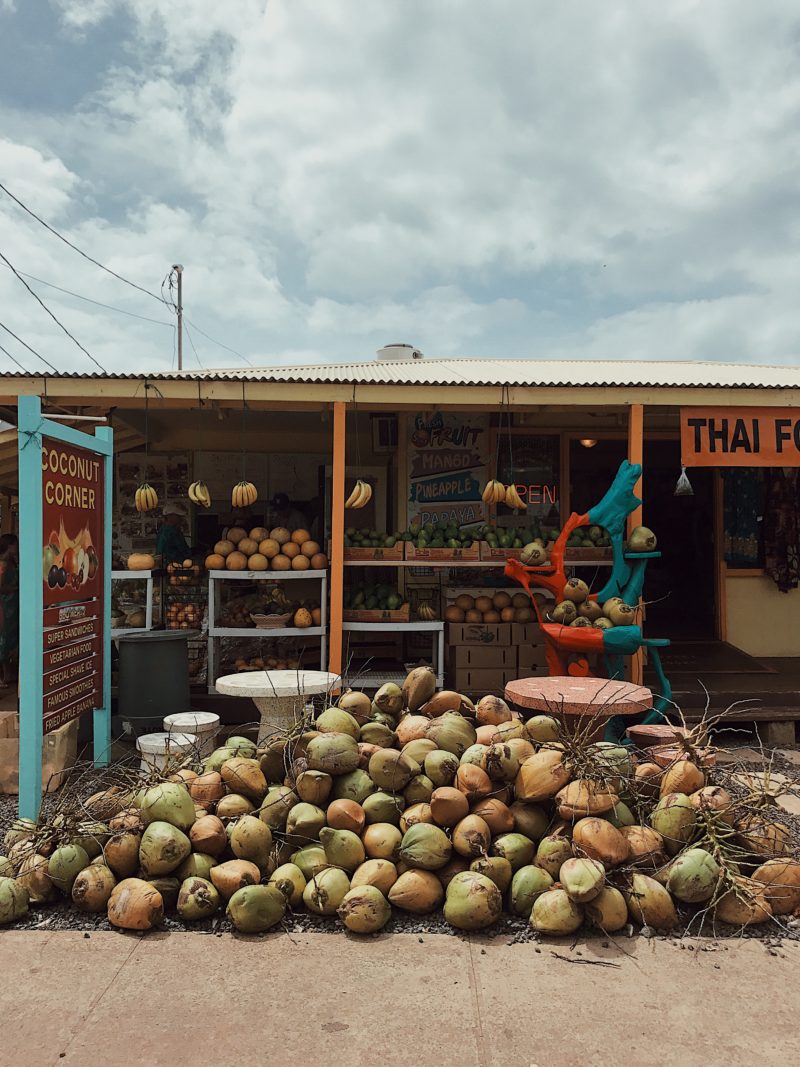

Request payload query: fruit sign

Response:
[17,396,113,819]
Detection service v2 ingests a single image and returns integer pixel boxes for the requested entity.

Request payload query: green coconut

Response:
[424,749,460,787]
[491,833,535,871]
[481,744,520,782]
[359,722,396,747]
[258,737,288,782]
[177,876,220,921]
[303,867,351,915]
[649,793,697,855]
[444,871,502,930]
[508,802,549,841]
[230,815,273,869]
[388,869,444,913]
[337,689,373,725]
[204,746,234,773]
[508,864,554,917]
[227,884,286,933]
[625,873,678,929]
[402,738,437,765]
[139,821,192,876]
[373,681,404,717]
[368,749,419,792]
[606,801,637,829]
[425,713,477,758]
[176,852,217,882]
[268,863,306,908]
[306,733,360,776]
[584,886,629,931]
[363,791,405,826]
[0,877,29,925]
[224,735,258,758]
[295,770,333,806]
[470,856,513,893]
[399,824,452,870]
[534,835,573,878]
[331,769,376,804]
[71,822,110,859]
[315,707,361,740]
[337,885,392,933]
[140,783,196,832]
[258,786,296,831]
[147,877,180,911]
[370,710,397,729]
[285,803,327,844]
[667,848,721,903]
[460,744,489,768]
[71,864,116,913]
[3,818,36,852]
[0,856,13,879]
[47,844,90,893]
[291,845,329,880]
[531,888,584,934]
[524,715,561,744]
[560,857,605,903]
[404,774,435,806]
[319,827,366,873]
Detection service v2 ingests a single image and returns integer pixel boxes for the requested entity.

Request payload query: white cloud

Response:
[0,0,799,373]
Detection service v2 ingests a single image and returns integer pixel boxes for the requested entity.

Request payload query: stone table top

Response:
[215,669,341,699]
[504,676,652,718]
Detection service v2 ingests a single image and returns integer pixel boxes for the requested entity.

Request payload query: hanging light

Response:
[579,438,598,448]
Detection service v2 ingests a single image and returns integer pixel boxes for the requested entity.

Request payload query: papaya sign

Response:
[680,407,800,466]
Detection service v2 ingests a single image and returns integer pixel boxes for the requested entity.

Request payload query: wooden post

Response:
[328,401,346,680]
[627,404,645,685]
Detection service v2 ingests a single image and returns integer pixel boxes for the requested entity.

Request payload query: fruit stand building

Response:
[0,353,798,736]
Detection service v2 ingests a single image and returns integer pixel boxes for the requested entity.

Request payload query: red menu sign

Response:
[41,440,104,733]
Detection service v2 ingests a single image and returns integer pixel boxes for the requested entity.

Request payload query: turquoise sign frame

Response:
[17,395,113,819]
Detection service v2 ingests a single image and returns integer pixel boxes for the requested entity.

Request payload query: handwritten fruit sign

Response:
[42,442,103,605]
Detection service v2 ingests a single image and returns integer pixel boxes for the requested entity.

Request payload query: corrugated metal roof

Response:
[1,357,799,389]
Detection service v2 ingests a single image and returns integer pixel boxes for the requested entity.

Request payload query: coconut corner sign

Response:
[17,396,113,819]
[680,407,800,466]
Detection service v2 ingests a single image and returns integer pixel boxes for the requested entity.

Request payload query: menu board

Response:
[407,413,489,528]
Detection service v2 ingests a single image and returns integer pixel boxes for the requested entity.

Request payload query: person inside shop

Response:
[0,533,19,688]
[156,503,192,565]
[268,492,306,533]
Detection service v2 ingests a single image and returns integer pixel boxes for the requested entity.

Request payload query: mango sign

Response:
[680,408,800,467]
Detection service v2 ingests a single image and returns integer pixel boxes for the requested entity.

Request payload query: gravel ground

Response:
[2,744,798,944]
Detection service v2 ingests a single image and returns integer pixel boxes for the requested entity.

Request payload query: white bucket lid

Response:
[163,712,219,732]
[137,731,198,753]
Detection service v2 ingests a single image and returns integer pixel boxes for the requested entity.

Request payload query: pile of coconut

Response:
[1,667,799,936]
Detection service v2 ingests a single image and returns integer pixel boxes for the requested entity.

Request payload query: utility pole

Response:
[173,263,184,370]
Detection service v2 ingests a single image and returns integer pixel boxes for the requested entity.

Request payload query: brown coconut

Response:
[350,858,398,896]
[451,815,492,858]
[209,859,261,900]
[421,690,473,717]
[327,799,366,835]
[689,785,733,818]
[515,748,571,802]
[620,825,667,869]
[633,762,663,797]
[107,878,163,930]
[388,869,444,913]
[400,803,434,833]
[715,877,772,926]
[220,758,267,801]
[752,858,800,915]
[471,798,515,836]
[572,817,629,867]
[104,832,141,879]
[659,759,705,797]
[455,764,493,802]
[189,771,226,809]
[190,815,228,857]
[395,715,432,746]
[556,779,616,819]
[475,695,512,726]
[430,787,469,828]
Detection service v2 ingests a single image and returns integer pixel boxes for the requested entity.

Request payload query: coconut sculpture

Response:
[506,460,672,743]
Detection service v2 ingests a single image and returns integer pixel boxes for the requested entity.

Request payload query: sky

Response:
[0,0,799,375]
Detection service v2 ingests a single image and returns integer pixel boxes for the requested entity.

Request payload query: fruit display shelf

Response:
[110,569,156,639]
[207,569,328,691]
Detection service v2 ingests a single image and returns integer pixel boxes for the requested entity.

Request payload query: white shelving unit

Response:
[111,570,156,639]
[207,569,328,693]
[341,620,444,690]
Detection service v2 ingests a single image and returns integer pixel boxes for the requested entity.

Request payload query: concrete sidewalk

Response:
[0,931,797,1066]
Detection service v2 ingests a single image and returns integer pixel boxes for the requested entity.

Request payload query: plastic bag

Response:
[674,465,694,497]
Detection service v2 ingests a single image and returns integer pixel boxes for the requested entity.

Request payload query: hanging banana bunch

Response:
[345,479,373,509]
[481,479,506,505]
[504,483,526,510]
[232,480,258,507]
[135,483,159,513]
[188,481,212,508]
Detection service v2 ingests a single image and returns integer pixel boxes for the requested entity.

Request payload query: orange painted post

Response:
[627,405,645,685]
[328,401,346,680]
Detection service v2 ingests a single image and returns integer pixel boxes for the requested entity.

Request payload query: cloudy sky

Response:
[0,0,799,375]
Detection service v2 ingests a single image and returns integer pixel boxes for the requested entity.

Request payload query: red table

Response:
[504,676,652,737]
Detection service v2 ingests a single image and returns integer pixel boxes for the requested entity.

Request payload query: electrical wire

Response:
[18,272,174,327]
[184,316,253,366]
[0,248,107,373]
[0,319,58,373]
[183,321,205,369]
[0,340,30,374]
[0,180,166,304]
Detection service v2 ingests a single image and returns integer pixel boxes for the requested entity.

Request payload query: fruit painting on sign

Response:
[407,413,489,529]
[41,441,104,607]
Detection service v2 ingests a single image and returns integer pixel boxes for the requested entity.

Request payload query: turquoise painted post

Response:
[95,425,113,767]
[18,395,45,820]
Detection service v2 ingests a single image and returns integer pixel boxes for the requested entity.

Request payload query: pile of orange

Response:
[205,527,328,573]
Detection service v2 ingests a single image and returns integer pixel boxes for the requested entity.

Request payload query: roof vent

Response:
[376,343,424,362]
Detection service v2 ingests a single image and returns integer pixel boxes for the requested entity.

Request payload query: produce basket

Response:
[250,612,293,629]
[344,603,411,623]
[405,544,480,562]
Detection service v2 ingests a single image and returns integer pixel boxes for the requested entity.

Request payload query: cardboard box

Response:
[452,645,517,669]
[0,712,78,795]
[452,667,517,693]
[518,643,549,669]
[512,623,544,646]
[448,623,511,647]
[406,543,480,562]
[515,662,547,679]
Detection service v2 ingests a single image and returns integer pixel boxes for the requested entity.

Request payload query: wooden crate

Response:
[405,543,480,562]
[479,543,521,562]
[344,603,411,623]
[329,541,405,562]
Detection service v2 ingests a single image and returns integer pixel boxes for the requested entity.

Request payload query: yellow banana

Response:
[481,481,494,504]
[345,481,362,508]
[505,483,526,510]
[231,483,240,507]
[360,481,373,505]
[246,482,258,505]
[198,483,211,508]
[188,481,198,504]
[134,487,142,512]
[492,480,505,504]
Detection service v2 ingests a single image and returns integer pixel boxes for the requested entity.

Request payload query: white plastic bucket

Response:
[163,712,220,757]
[136,731,198,774]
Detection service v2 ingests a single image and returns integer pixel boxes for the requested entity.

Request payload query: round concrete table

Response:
[215,669,341,743]
[505,676,652,738]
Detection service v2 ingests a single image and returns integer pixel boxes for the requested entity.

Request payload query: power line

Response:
[0,340,30,374]
[0,249,107,373]
[183,321,205,369]
[19,272,174,327]
[0,180,166,304]
[0,319,58,373]
[184,316,253,366]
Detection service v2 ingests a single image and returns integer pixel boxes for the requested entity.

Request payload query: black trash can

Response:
[116,630,199,736]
